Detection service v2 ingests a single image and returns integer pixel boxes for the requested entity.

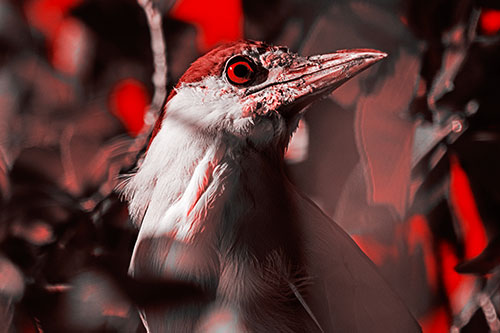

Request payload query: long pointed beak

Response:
[295,49,387,93]
[245,49,387,116]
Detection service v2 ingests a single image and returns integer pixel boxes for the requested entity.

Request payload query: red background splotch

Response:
[480,9,500,35]
[109,79,150,137]
[170,0,243,51]
[1,0,500,332]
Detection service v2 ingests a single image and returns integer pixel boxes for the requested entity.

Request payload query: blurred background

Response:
[0,0,500,331]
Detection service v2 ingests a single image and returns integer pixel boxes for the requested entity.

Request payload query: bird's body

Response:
[123,40,421,332]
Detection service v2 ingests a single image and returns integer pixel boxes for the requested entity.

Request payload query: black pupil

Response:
[234,64,249,78]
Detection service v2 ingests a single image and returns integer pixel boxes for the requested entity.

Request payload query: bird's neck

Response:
[219,145,301,259]
[214,146,311,331]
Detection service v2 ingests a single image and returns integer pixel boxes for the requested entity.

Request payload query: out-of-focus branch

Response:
[91,1,169,205]
[137,0,168,129]
[427,8,481,115]
[451,274,500,332]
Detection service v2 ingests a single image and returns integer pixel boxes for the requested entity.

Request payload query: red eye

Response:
[226,58,255,85]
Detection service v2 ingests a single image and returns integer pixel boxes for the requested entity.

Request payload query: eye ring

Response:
[225,56,255,85]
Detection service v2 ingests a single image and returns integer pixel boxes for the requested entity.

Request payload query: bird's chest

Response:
[207,250,313,333]
[200,155,314,331]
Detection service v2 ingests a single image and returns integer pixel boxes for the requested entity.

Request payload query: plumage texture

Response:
[122,40,421,332]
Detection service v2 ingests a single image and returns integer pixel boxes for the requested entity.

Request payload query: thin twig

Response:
[137,0,168,129]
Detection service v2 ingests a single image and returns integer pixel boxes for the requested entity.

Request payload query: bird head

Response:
[124,40,387,236]
[154,40,386,151]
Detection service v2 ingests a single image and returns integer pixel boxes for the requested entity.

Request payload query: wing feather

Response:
[292,188,421,332]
